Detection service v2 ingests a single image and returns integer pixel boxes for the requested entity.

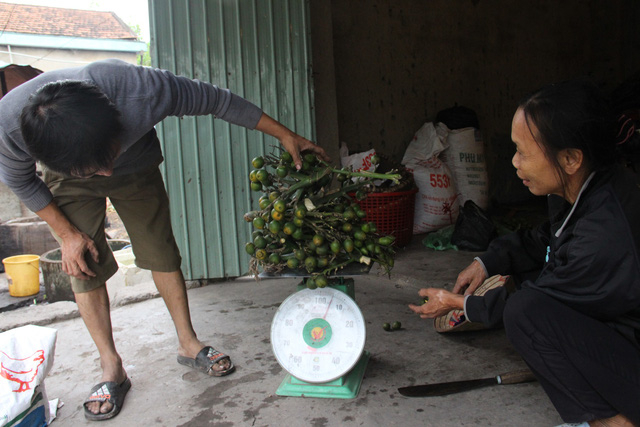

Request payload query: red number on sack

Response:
[360,152,375,171]
[429,173,450,188]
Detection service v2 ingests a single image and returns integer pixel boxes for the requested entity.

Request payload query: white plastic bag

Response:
[402,123,459,233]
[440,127,489,209]
[0,325,57,427]
[339,142,377,182]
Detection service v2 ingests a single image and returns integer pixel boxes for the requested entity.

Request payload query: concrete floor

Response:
[1,239,561,426]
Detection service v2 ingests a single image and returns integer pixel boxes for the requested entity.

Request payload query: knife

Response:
[398,369,536,397]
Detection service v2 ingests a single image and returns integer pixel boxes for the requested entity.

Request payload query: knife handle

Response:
[497,369,537,385]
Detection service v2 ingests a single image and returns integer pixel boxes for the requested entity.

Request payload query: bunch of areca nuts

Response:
[244,148,401,288]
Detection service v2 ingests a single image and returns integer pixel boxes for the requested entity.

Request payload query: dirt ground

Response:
[26,240,561,426]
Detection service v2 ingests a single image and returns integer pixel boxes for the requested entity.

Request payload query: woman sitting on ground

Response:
[410,77,640,427]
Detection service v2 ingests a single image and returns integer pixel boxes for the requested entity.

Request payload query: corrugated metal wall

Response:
[148,0,314,279]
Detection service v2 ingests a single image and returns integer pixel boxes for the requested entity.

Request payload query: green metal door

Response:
[149,0,314,279]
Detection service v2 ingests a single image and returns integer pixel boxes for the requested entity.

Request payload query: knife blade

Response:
[397,369,536,397]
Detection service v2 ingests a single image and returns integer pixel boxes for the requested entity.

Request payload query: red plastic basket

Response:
[354,188,418,247]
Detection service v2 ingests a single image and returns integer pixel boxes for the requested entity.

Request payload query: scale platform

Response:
[270,276,371,399]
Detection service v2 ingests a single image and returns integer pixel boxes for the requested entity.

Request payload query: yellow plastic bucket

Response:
[2,254,41,297]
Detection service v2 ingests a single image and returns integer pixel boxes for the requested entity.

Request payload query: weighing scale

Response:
[266,269,370,399]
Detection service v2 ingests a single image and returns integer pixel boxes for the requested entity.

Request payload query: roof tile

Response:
[0,2,138,40]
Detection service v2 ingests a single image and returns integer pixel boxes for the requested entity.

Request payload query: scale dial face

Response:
[271,287,366,383]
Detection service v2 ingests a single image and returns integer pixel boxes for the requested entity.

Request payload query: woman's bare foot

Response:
[589,414,635,427]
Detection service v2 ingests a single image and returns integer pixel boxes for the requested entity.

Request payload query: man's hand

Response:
[408,288,464,319]
[452,259,487,295]
[36,202,99,280]
[59,229,99,280]
[255,113,330,170]
[279,132,330,170]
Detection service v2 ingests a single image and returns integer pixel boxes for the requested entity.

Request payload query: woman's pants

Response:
[503,288,640,424]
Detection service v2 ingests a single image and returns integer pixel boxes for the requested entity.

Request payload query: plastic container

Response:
[2,254,41,297]
[354,188,418,247]
[113,245,135,266]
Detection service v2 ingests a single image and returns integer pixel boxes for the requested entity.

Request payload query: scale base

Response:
[275,350,370,399]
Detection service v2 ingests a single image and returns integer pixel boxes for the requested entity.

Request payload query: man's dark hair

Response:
[20,80,123,175]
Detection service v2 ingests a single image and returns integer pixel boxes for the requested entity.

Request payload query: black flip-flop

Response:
[177,346,235,377]
[83,376,131,421]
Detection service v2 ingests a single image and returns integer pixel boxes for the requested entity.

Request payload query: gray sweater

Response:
[0,59,263,212]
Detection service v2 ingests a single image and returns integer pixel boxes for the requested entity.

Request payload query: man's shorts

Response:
[43,164,182,293]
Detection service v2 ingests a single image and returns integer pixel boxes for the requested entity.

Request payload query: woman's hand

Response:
[408,288,465,319]
[452,260,487,295]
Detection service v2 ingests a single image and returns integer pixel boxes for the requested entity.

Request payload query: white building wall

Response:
[0,45,140,72]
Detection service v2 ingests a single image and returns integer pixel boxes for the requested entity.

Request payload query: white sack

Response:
[440,127,489,209]
[340,142,377,182]
[1,325,57,427]
[402,123,459,233]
